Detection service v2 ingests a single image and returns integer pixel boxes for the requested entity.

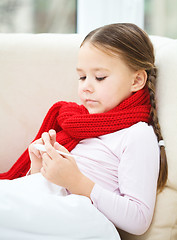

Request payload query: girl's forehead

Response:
[80,41,124,62]
[77,45,133,75]
[79,42,116,60]
[79,43,126,67]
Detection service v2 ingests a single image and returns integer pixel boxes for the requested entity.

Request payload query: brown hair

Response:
[81,23,168,192]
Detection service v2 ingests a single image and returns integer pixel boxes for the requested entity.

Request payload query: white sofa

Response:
[0,33,176,240]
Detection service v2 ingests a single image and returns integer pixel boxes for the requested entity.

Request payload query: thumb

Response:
[54,142,70,154]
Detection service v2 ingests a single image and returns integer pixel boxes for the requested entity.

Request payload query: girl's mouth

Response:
[86,99,97,104]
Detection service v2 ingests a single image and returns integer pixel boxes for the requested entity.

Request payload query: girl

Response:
[0,23,167,238]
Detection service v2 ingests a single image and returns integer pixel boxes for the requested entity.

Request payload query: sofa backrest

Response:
[0,34,83,172]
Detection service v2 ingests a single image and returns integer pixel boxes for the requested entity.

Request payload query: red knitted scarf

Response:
[0,88,151,180]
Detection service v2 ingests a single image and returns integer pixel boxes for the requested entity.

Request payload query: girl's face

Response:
[77,42,136,114]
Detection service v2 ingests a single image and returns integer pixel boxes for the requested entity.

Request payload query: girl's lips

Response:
[85,99,98,107]
[86,99,96,102]
[86,99,97,103]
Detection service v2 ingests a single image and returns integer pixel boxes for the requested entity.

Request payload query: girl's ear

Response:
[131,70,147,92]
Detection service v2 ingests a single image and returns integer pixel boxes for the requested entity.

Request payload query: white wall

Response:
[77,0,144,35]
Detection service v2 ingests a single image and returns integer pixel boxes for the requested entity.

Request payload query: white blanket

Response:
[0,173,120,240]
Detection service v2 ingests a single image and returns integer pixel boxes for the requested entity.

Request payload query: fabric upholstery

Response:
[0,34,176,240]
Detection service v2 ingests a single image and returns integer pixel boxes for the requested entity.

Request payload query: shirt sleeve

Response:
[90,124,160,235]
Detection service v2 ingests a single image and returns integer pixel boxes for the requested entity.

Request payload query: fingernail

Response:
[54,142,60,149]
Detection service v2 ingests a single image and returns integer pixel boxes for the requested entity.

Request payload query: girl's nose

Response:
[82,78,94,93]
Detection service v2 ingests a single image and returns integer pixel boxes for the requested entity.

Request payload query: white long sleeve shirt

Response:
[71,122,160,235]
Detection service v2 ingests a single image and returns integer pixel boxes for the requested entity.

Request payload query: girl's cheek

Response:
[77,88,82,98]
[78,91,84,104]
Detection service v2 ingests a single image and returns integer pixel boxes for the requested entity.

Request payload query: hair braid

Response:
[146,68,168,192]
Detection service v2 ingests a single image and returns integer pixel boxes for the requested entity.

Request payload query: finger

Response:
[45,141,62,160]
[29,139,43,158]
[42,160,47,172]
[42,132,50,145]
[54,142,73,160]
[42,152,51,166]
[35,138,45,157]
[49,129,56,146]
[54,142,70,154]
[40,167,46,176]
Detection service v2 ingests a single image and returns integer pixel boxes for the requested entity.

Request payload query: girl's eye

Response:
[79,76,86,80]
[96,77,106,81]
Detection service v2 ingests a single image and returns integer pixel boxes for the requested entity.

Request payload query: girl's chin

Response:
[87,107,113,114]
[87,108,103,114]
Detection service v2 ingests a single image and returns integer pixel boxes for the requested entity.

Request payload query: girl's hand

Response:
[41,133,95,199]
[28,129,56,174]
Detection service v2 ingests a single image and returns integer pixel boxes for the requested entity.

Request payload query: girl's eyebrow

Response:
[76,67,110,72]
